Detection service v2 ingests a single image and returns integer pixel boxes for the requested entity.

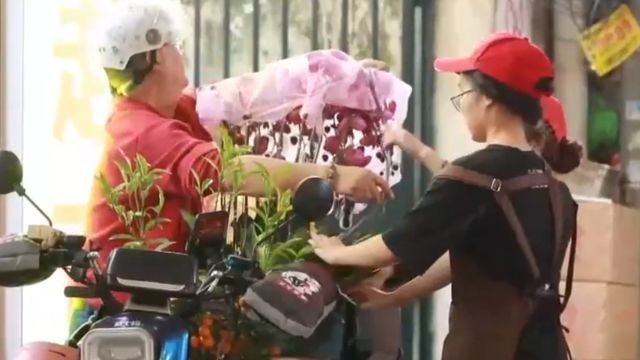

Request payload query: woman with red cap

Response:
[352,95,582,309]
[310,32,578,360]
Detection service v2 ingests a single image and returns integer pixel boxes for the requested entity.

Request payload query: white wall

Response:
[553,1,588,145]
[2,0,116,357]
[1,0,25,358]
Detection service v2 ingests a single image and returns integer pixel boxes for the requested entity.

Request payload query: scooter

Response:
[0,149,336,360]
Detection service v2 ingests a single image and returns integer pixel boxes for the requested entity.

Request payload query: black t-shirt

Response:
[382,144,576,290]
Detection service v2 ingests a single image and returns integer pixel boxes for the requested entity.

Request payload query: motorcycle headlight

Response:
[81,328,154,360]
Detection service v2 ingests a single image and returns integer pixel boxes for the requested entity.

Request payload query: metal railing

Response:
[184,0,437,358]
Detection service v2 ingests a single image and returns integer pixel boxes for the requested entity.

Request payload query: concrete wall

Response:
[430,1,498,357]
[553,1,588,145]
[431,0,496,161]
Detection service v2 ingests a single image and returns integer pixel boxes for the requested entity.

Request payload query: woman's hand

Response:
[309,233,346,265]
[344,266,395,308]
[381,124,408,148]
[359,58,389,71]
[334,166,393,204]
[347,284,396,309]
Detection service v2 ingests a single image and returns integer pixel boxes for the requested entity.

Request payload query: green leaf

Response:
[180,209,197,231]
[150,238,174,251]
[134,153,150,176]
[144,217,171,233]
[201,178,214,193]
[109,233,138,241]
[123,241,145,249]
[296,244,315,259]
[190,168,202,192]
[153,187,165,214]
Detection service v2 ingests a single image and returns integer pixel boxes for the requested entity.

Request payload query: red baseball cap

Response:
[433,32,554,99]
[541,95,567,140]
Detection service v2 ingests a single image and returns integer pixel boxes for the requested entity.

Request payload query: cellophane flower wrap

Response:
[196,49,412,215]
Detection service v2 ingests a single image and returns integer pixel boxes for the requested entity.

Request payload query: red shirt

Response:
[82,94,221,306]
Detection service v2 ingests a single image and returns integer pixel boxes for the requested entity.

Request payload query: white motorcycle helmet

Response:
[96,0,185,71]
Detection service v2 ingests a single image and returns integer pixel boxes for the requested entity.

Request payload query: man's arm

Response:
[226,155,328,197]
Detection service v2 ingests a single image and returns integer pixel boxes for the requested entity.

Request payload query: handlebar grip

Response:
[64,286,98,299]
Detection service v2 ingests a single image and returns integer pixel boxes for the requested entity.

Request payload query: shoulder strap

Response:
[434,164,557,282]
[436,164,550,193]
[559,202,578,311]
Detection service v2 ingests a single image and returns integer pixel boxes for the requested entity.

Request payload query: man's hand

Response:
[308,233,346,265]
[26,225,64,250]
[182,87,197,99]
[334,166,393,204]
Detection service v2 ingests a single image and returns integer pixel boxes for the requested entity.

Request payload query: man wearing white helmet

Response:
[70,0,393,317]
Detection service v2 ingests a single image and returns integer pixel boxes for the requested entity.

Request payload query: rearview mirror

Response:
[0,150,24,195]
[0,150,52,226]
[292,176,334,222]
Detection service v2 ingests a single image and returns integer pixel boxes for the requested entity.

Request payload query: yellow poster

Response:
[579,4,640,76]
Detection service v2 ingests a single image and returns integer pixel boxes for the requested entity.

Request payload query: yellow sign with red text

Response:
[579,4,640,76]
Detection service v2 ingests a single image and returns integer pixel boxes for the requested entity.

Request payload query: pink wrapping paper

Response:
[195,50,412,215]
[196,49,412,129]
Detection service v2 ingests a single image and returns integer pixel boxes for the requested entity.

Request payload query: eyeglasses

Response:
[450,89,473,112]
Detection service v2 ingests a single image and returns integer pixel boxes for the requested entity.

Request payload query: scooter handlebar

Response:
[0,230,88,287]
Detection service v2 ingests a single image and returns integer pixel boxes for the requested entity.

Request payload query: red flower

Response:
[342,145,371,167]
[323,105,339,120]
[350,115,368,131]
[254,136,270,154]
[336,117,352,138]
[387,101,397,114]
[360,133,379,147]
[382,100,397,122]
[272,121,291,134]
[324,136,341,154]
[233,133,246,145]
[286,107,304,125]
[300,123,313,136]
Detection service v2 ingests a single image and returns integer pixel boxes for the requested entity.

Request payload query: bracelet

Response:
[327,162,338,187]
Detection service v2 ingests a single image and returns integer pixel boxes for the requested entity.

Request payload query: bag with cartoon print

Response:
[242,261,338,338]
